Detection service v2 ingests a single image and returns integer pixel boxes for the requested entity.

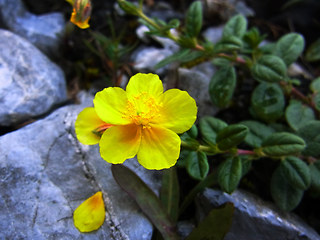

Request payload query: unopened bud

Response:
[70,0,92,29]
[117,0,141,16]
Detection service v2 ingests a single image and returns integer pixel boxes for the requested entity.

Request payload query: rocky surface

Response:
[0,0,65,56]
[196,188,320,240]
[0,29,67,127]
[178,66,218,118]
[0,91,161,239]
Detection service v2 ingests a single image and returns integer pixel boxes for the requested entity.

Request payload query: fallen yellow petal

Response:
[73,191,105,232]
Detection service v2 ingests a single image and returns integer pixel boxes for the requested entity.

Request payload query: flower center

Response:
[123,92,161,128]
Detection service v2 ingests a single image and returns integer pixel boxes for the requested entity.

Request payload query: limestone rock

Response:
[0,0,65,56]
[0,91,161,239]
[196,188,320,240]
[0,29,67,126]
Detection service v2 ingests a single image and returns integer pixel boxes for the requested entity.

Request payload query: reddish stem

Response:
[237,149,255,155]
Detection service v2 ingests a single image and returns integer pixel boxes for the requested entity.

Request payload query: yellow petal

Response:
[70,13,90,29]
[126,73,163,98]
[137,125,181,170]
[156,89,197,134]
[93,87,131,125]
[75,107,110,145]
[73,191,105,232]
[99,125,141,164]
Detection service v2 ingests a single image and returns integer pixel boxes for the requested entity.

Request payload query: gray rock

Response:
[178,67,218,118]
[196,188,320,240]
[0,0,65,55]
[0,29,67,126]
[132,46,174,75]
[0,91,161,239]
[203,25,224,44]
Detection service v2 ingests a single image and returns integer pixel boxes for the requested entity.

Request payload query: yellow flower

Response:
[68,0,92,29]
[75,73,197,170]
[73,191,105,232]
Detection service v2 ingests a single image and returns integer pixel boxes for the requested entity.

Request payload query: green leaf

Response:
[314,93,320,111]
[270,166,304,211]
[218,157,242,193]
[261,132,306,157]
[280,157,311,190]
[111,165,179,240]
[117,0,140,16]
[274,33,305,66]
[216,124,248,151]
[297,121,320,157]
[187,124,198,139]
[251,82,285,122]
[160,167,180,222]
[243,27,265,49]
[214,36,243,53]
[222,14,247,38]
[185,1,203,38]
[209,66,236,108]
[251,55,287,83]
[185,203,234,240]
[154,49,190,69]
[310,77,320,93]
[240,156,252,177]
[309,160,320,191]
[186,151,209,180]
[199,116,228,145]
[241,120,275,148]
[285,100,315,131]
[305,38,320,62]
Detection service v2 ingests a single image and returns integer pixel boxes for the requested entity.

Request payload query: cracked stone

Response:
[0,0,65,56]
[0,29,67,127]
[0,91,161,239]
[195,188,320,240]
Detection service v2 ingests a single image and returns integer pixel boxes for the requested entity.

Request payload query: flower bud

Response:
[70,0,92,29]
[117,0,141,16]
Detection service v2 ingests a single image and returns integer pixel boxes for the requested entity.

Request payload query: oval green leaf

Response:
[185,1,202,38]
[209,66,236,108]
[199,116,228,145]
[216,124,248,151]
[297,120,320,157]
[285,100,315,131]
[270,166,304,211]
[280,156,311,190]
[218,157,242,193]
[261,132,306,157]
[222,14,247,38]
[251,82,285,122]
[186,151,209,180]
[251,55,287,83]
[275,33,305,66]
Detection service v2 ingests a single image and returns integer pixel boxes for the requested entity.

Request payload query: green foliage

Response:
[218,157,242,193]
[261,132,306,157]
[111,165,179,240]
[216,124,248,151]
[274,33,305,66]
[309,160,320,191]
[185,1,202,38]
[209,66,236,108]
[185,203,234,240]
[250,83,285,122]
[251,55,287,83]
[222,14,247,39]
[305,38,320,62]
[285,100,315,131]
[199,117,228,145]
[241,120,275,148]
[270,166,304,211]
[280,156,311,190]
[297,121,320,157]
[185,151,209,180]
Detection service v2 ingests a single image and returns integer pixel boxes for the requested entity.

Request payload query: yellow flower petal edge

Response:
[93,87,131,125]
[75,73,197,170]
[73,191,105,232]
[137,125,181,170]
[75,107,111,145]
[156,89,197,134]
[99,125,141,164]
[126,73,163,98]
